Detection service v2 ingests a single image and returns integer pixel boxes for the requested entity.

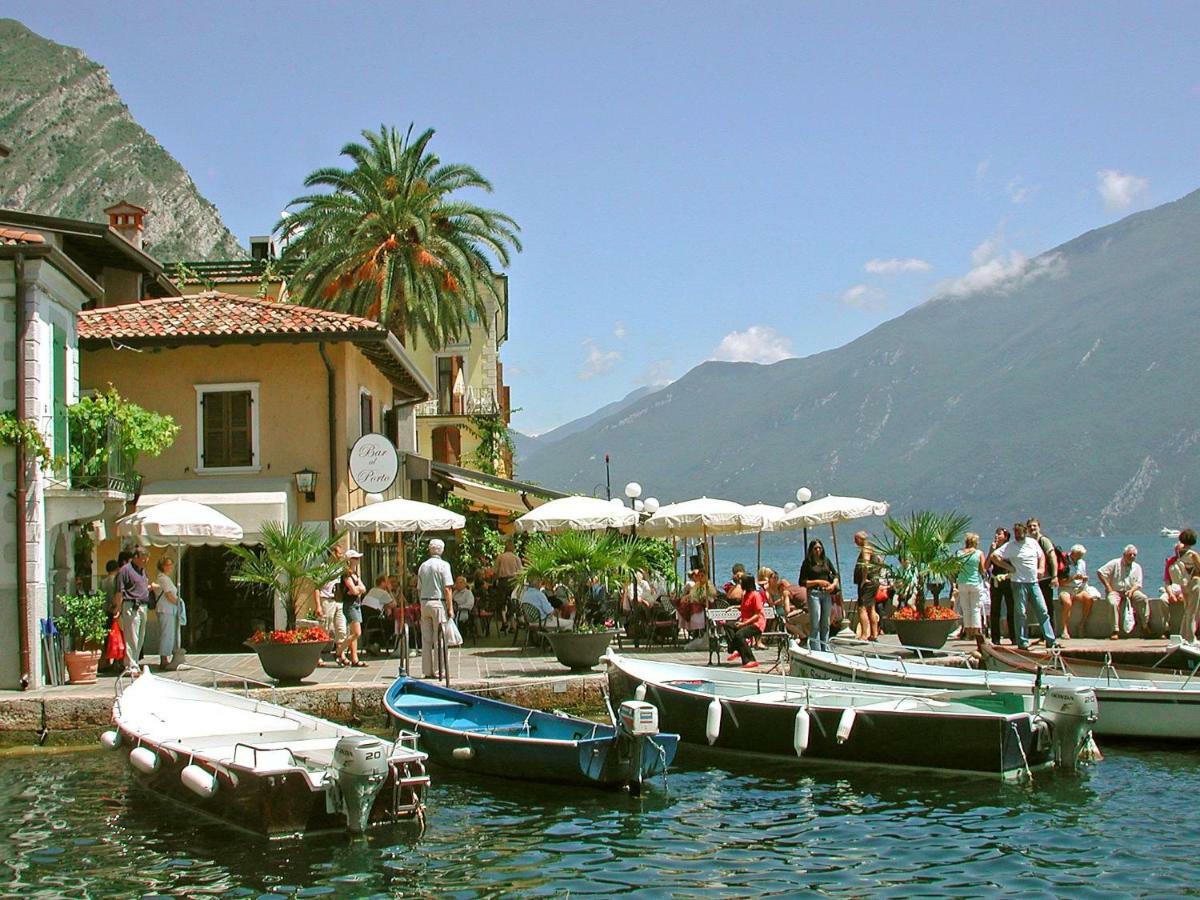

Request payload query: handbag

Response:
[874,585,889,603]
[105,619,126,662]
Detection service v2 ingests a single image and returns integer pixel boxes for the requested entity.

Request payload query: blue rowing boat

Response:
[384,677,679,792]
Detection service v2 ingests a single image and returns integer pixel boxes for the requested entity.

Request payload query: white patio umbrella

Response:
[117,498,244,548]
[335,497,465,533]
[640,498,765,582]
[774,494,890,573]
[741,502,787,572]
[513,495,638,533]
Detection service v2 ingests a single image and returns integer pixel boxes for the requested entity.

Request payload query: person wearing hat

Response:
[111,546,161,676]
[417,538,454,678]
[337,549,368,666]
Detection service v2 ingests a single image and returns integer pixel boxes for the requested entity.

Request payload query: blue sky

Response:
[14,2,1200,433]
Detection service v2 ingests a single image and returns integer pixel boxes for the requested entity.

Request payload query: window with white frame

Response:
[195,382,259,471]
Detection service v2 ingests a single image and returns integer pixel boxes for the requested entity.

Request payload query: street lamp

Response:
[796,486,812,503]
[624,481,657,623]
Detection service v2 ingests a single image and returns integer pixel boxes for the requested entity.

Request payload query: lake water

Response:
[1,745,1195,896]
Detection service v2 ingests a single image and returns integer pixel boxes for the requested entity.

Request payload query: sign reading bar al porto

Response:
[348,434,399,493]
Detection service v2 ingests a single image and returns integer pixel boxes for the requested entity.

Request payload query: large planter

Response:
[245,640,326,682]
[891,616,961,650]
[545,631,615,671]
[65,649,101,684]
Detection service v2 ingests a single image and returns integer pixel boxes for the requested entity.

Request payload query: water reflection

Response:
[0,745,1195,896]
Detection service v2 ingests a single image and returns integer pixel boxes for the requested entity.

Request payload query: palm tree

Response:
[873,511,971,614]
[519,532,656,628]
[277,125,521,349]
[229,521,346,630]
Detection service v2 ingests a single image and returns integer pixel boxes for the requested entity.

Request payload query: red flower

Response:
[248,626,331,645]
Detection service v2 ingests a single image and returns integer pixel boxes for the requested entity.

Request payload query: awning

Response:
[439,472,550,516]
[135,477,294,543]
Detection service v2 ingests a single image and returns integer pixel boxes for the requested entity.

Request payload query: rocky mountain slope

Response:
[522,189,1200,534]
[0,19,242,261]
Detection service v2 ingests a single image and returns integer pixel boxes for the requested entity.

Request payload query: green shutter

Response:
[51,325,68,461]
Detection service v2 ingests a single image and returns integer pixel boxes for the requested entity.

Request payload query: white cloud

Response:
[1097,169,1149,210]
[578,339,621,380]
[937,229,1067,299]
[839,283,887,310]
[1006,176,1035,204]
[975,159,990,181]
[505,364,525,378]
[709,325,796,364]
[636,359,674,387]
[864,257,932,275]
[613,320,627,340]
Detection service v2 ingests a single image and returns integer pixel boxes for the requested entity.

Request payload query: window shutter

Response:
[51,325,68,461]
[201,391,227,467]
[201,390,254,467]
[227,391,253,466]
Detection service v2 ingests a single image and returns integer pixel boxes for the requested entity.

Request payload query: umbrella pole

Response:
[830,523,841,579]
[756,531,762,574]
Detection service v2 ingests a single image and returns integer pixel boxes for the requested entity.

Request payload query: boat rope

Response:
[648,736,670,790]
[1009,721,1033,782]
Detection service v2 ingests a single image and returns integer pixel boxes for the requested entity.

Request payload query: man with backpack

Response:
[1027,519,1060,637]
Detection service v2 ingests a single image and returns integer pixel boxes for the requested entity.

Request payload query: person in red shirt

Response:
[726,573,767,669]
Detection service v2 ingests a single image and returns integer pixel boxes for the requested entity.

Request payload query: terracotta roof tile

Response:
[78,291,385,343]
[0,226,46,246]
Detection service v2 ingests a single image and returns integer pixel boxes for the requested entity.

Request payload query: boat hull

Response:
[790,646,1200,740]
[606,659,1051,779]
[385,677,678,790]
[115,726,426,839]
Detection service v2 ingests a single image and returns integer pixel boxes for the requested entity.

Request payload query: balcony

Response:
[68,418,142,500]
[415,386,503,419]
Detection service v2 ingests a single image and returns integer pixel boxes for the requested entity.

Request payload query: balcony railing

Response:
[69,419,142,499]
[415,386,502,418]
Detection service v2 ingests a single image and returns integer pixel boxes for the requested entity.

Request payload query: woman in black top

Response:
[799,539,839,652]
[988,527,1015,644]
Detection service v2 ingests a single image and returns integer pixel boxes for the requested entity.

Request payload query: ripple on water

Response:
[1,748,1199,895]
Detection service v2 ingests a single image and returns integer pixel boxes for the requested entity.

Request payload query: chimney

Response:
[249,235,276,261]
[103,200,148,250]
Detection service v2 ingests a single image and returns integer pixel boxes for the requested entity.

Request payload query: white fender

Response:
[705,698,722,745]
[99,730,121,750]
[634,683,647,702]
[181,764,218,799]
[836,708,857,744]
[451,746,475,760]
[793,708,811,756]
[129,746,159,774]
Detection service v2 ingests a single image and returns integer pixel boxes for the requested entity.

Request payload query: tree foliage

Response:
[466,411,517,476]
[872,510,971,612]
[0,411,56,469]
[229,521,346,630]
[277,124,521,349]
[68,387,178,483]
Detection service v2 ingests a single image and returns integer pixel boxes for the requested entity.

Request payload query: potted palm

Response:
[58,590,110,684]
[230,521,346,682]
[873,511,971,650]
[521,531,652,670]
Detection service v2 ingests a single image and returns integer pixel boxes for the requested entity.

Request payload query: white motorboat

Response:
[101,668,429,838]
[1162,527,1181,538]
[789,641,1200,740]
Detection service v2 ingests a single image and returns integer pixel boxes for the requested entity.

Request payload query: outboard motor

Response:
[617,700,659,796]
[331,735,389,834]
[1038,687,1100,772]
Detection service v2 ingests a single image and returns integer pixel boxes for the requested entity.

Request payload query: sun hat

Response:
[1070,544,1086,556]
[344,549,363,559]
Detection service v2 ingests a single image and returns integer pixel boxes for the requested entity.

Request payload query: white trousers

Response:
[420,600,446,677]
[119,603,147,669]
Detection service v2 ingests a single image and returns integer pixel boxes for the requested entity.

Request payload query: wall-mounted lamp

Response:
[294,467,318,502]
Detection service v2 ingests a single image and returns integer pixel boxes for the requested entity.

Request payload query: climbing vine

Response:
[466,410,518,476]
[0,412,58,469]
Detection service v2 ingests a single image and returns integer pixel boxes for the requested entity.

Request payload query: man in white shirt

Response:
[1097,545,1150,639]
[989,522,1057,649]
[452,575,475,627]
[416,539,454,678]
[362,576,396,614]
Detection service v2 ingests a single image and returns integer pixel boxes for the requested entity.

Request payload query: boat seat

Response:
[398,694,470,712]
[174,727,315,750]
[455,722,537,735]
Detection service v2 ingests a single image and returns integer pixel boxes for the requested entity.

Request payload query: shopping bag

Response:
[105,619,126,662]
[1121,598,1135,635]
[443,619,464,648]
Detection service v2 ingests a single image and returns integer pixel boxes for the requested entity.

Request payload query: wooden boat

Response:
[102,668,429,838]
[980,641,1200,682]
[605,652,1098,779]
[790,641,1200,740]
[384,676,678,793]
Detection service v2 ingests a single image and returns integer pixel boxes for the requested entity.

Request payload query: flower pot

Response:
[544,631,615,671]
[891,616,961,650]
[65,649,101,684]
[245,640,326,682]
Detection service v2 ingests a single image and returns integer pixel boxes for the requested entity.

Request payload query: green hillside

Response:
[0,19,243,260]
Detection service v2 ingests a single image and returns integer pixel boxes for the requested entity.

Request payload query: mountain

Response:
[512,386,661,471]
[521,189,1200,535]
[0,19,243,260]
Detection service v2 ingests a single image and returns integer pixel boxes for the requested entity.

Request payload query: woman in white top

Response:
[155,556,181,669]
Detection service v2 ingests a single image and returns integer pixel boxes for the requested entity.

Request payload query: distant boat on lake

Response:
[1162,527,1181,538]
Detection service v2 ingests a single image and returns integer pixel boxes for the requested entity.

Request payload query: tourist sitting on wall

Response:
[1097,546,1150,639]
[1058,545,1101,639]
